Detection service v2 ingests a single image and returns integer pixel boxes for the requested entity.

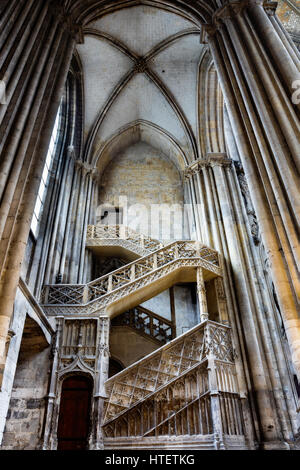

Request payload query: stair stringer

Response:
[101,320,248,450]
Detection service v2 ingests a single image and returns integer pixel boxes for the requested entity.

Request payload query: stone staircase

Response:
[41,225,221,319]
[86,224,162,258]
[102,320,247,450]
[41,225,248,450]
[111,305,175,345]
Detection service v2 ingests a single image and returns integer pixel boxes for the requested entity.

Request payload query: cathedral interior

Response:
[0,0,300,451]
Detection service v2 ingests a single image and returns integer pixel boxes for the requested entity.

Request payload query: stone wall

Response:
[98,141,184,240]
[1,321,51,450]
[1,304,51,450]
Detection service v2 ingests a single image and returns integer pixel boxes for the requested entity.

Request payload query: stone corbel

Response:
[75,159,84,171]
[206,153,232,168]
[183,168,194,181]
[212,0,250,25]
[200,24,217,44]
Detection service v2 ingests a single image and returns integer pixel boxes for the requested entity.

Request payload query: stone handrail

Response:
[86,224,163,253]
[111,305,175,344]
[42,240,221,316]
[103,320,234,425]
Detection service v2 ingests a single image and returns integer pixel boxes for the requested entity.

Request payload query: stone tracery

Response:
[0,0,299,451]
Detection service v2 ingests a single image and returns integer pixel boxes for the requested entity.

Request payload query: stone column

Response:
[188,160,257,447]
[206,323,225,449]
[0,0,35,72]
[247,0,300,103]
[194,168,213,246]
[78,168,98,284]
[268,7,300,66]
[69,161,91,284]
[57,154,79,284]
[223,10,300,213]
[197,267,209,322]
[43,147,75,285]
[217,22,300,288]
[214,277,229,325]
[204,21,300,385]
[184,172,199,240]
[91,316,110,450]
[42,316,64,450]
[0,23,76,387]
[209,155,292,447]
[228,160,299,439]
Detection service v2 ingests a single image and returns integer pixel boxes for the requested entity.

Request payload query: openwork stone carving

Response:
[42,229,221,317]
[111,306,174,344]
[234,161,260,245]
[41,226,244,449]
[103,321,233,424]
[102,321,242,442]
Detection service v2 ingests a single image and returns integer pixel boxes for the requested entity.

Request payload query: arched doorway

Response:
[57,375,93,450]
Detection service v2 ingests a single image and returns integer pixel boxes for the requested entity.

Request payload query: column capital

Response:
[213,1,250,24]
[201,0,269,43]
[207,153,232,168]
[75,160,99,177]
[184,155,232,177]
[200,24,217,44]
[184,159,209,177]
[48,1,84,44]
[263,1,278,16]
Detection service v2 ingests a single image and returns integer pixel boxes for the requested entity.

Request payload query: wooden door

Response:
[57,376,92,450]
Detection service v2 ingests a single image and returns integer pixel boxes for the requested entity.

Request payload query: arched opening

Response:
[57,375,93,450]
[108,358,124,378]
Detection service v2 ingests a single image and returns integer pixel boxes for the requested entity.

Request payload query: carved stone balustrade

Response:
[102,320,245,449]
[86,224,163,258]
[111,305,175,345]
[41,239,222,318]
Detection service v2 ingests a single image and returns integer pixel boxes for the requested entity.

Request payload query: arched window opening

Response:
[30,106,62,237]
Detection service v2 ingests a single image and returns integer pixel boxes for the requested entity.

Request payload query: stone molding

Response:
[75,159,98,177]
[184,154,232,178]
[200,0,277,42]
[48,0,84,44]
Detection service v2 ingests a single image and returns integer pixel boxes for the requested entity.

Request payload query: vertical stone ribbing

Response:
[224,14,300,217]
[0,10,76,386]
[217,23,300,291]
[196,267,209,322]
[227,162,299,438]
[0,5,57,197]
[247,1,300,105]
[271,12,300,65]
[211,160,283,445]
[0,0,33,69]
[205,24,300,385]
[78,171,93,283]
[0,20,62,244]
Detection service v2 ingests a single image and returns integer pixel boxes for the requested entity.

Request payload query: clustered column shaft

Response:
[202,0,300,383]
[0,1,77,386]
